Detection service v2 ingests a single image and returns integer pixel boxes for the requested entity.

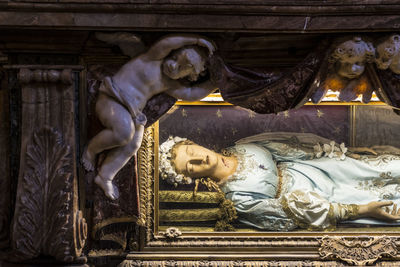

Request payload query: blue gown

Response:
[220,136,400,231]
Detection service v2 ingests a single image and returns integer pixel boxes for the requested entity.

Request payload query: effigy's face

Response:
[172,143,218,178]
[162,48,205,81]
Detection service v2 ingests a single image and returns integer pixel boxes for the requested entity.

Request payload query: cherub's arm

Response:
[146,34,215,60]
[166,80,217,101]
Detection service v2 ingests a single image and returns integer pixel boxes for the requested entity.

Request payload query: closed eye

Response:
[186,162,194,173]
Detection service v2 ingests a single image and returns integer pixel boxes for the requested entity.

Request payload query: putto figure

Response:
[330,36,375,79]
[375,34,400,74]
[159,133,400,231]
[83,34,217,200]
[311,36,376,103]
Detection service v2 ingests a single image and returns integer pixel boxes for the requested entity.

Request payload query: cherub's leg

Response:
[94,124,145,200]
[82,93,135,171]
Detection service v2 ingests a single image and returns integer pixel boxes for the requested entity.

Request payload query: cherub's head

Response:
[375,34,400,74]
[159,137,219,186]
[330,37,375,79]
[162,46,208,82]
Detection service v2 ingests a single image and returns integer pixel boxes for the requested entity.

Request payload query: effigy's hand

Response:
[359,201,400,221]
[197,38,216,55]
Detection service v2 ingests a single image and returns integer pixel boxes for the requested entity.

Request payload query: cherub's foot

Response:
[82,146,96,172]
[94,175,120,200]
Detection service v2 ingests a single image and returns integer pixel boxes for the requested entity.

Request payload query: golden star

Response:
[216,109,223,118]
[232,127,238,136]
[181,108,187,117]
[248,110,256,118]
[283,111,290,118]
[316,109,324,118]
[333,127,341,134]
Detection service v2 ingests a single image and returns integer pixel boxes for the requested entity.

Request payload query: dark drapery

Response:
[375,68,400,108]
[210,39,330,114]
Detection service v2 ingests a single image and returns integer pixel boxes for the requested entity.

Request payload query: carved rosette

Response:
[7,66,86,263]
[162,227,182,240]
[319,236,397,266]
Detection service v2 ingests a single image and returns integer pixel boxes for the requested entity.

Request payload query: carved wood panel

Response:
[4,66,87,263]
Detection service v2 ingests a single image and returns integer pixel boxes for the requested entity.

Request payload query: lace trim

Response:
[276,163,292,197]
[355,172,400,200]
[275,168,284,198]
[225,146,266,183]
[358,154,400,168]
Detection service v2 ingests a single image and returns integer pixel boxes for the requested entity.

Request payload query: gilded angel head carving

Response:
[329,36,375,79]
[375,34,400,74]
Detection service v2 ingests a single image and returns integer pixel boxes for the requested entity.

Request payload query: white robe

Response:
[220,133,400,231]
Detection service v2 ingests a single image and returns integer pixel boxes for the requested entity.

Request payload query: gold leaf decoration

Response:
[319,235,397,266]
[159,191,221,203]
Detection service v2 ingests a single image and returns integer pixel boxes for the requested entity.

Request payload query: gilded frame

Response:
[135,102,400,266]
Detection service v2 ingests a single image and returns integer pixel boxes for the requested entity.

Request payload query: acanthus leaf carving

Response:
[319,235,397,266]
[11,127,74,262]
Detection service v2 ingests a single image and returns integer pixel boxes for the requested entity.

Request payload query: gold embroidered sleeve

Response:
[331,203,360,221]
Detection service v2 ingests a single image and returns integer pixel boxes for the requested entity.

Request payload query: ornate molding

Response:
[319,236,398,266]
[118,259,400,267]
[137,124,157,229]
[18,68,73,85]
[146,236,320,248]
[159,208,220,222]
[159,190,220,203]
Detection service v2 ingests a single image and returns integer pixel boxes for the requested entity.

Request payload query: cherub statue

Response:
[375,34,400,74]
[311,36,376,103]
[82,34,217,200]
[330,36,375,79]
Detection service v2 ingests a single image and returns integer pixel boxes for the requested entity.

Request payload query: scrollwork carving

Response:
[18,68,72,85]
[74,210,88,257]
[137,125,156,229]
[319,235,397,266]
